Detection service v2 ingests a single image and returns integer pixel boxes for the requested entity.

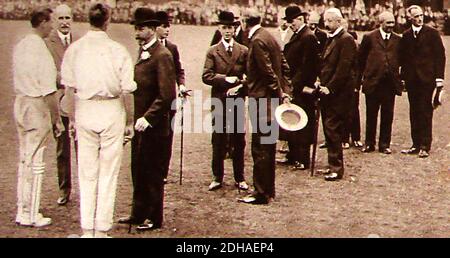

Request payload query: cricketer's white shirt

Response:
[13,33,57,97]
[61,30,136,100]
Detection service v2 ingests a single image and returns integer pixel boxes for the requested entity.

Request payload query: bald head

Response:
[323,8,343,33]
[378,11,395,33]
[54,4,72,35]
[407,5,424,27]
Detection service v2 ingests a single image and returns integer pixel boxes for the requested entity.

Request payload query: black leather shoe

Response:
[319,142,328,149]
[379,148,392,154]
[361,145,375,153]
[136,219,159,231]
[237,195,269,205]
[56,196,69,206]
[118,216,141,225]
[401,147,419,154]
[324,173,343,181]
[418,150,429,158]
[276,157,293,165]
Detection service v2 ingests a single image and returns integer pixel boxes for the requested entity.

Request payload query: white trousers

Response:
[75,98,125,232]
[14,96,51,221]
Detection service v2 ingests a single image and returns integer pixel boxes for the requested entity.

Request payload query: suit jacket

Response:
[359,29,402,95]
[202,41,248,101]
[134,41,177,136]
[247,27,292,99]
[45,29,78,88]
[399,25,446,88]
[320,29,357,115]
[313,28,328,57]
[164,39,185,86]
[283,26,319,97]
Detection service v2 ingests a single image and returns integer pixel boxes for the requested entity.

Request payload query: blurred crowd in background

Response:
[1,0,449,34]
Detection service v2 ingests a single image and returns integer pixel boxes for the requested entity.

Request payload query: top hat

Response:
[275,103,308,131]
[282,6,307,22]
[156,11,172,25]
[130,8,161,27]
[216,11,238,25]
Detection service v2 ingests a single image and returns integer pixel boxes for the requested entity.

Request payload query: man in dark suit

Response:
[318,8,357,181]
[154,11,187,183]
[308,11,327,58]
[237,9,291,205]
[359,11,403,155]
[278,5,319,171]
[45,4,77,206]
[118,8,177,231]
[399,5,446,158]
[202,11,249,192]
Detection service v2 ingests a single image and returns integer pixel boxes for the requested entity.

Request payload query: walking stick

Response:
[179,90,191,185]
[311,98,321,177]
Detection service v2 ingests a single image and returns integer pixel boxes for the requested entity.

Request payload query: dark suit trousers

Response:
[343,91,361,143]
[131,131,169,227]
[407,82,434,151]
[364,80,396,149]
[56,116,76,198]
[321,107,344,176]
[212,132,245,183]
[249,100,276,200]
[162,111,176,179]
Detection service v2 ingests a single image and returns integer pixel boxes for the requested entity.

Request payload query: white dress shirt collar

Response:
[222,38,234,50]
[294,24,306,34]
[235,26,241,37]
[379,28,391,40]
[412,24,422,33]
[57,29,71,44]
[142,36,158,51]
[328,26,343,38]
[248,24,262,39]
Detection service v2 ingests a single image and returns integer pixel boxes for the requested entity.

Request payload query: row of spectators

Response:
[1,0,449,34]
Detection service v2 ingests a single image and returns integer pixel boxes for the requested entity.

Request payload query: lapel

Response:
[216,42,232,65]
[323,29,344,60]
[49,30,65,58]
[376,30,387,49]
[136,40,161,65]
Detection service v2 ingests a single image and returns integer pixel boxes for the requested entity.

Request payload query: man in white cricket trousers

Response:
[13,7,64,227]
[61,3,136,238]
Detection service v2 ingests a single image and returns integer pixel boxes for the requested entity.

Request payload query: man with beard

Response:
[399,5,446,158]
[202,11,249,192]
[118,7,176,231]
[359,11,403,155]
[278,5,319,171]
[45,3,78,206]
[237,9,291,205]
[317,8,357,181]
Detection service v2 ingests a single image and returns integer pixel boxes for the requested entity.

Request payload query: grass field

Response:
[0,20,448,238]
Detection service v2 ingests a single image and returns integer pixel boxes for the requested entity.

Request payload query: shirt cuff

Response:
[436,79,444,83]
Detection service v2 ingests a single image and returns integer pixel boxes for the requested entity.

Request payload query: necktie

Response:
[384,35,389,46]
[413,30,418,38]
[160,39,165,46]
[64,37,70,47]
[227,46,232,56]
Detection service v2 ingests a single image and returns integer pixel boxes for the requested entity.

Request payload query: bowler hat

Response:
[156,11,172,25]
[275,103,308,131]
[215,11,238,25]
[282,6,307,22]
[131,8,161,27]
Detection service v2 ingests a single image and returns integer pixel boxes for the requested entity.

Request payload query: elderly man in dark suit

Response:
[202,11,249,192]
[278,5,319,171]
[359,11,403,155]
[118,8,176,231]
[399,5,446,158]
[154,11,187,184]
[237,9,291,205]
[45,4,78,206]
[318,8,357,181]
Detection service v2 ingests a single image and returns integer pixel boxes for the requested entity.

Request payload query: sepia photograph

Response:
[0,0,448,242]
